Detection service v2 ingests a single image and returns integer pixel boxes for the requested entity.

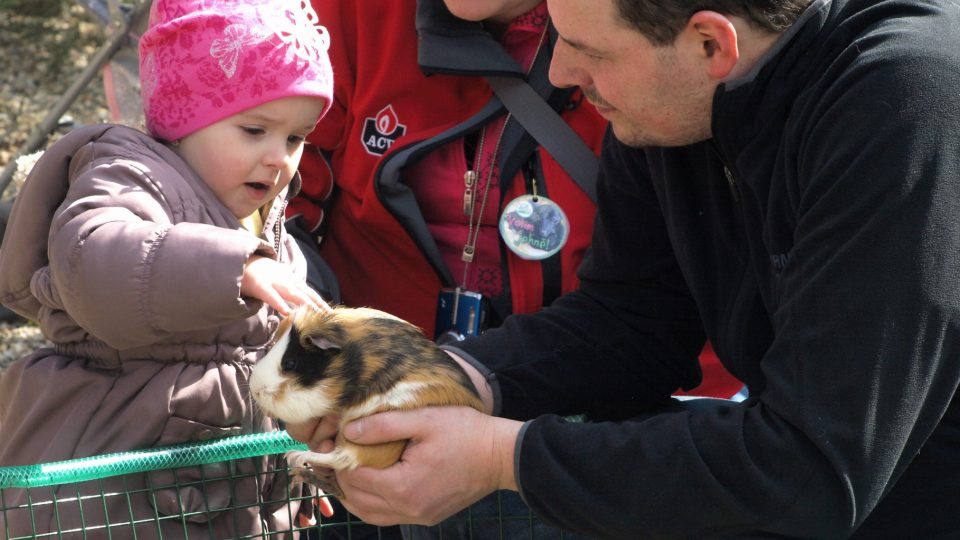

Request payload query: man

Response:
[290,0,960,537]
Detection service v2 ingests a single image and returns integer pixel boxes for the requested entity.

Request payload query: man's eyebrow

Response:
[559,35,604,55]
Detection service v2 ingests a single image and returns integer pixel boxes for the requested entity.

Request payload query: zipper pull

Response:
[462,245,475,263]
[463,170,476,216]
[724,166,740,203]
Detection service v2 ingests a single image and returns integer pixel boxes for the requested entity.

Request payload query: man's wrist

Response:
[492,416,523,491]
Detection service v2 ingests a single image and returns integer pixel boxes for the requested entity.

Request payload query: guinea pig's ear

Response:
[305,335,340,354]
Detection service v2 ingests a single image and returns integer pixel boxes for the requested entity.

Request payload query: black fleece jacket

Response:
[450,0,960,537]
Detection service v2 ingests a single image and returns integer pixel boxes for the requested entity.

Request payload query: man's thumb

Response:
[343,411,413,443]
[343,416,367,441]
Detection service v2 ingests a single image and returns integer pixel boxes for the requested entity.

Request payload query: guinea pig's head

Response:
[249,305,413,423]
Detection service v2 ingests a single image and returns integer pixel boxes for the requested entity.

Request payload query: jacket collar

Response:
[710,0,833,165]
[415,0,527,77]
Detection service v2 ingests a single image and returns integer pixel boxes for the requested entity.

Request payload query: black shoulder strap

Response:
[485,75,598,203]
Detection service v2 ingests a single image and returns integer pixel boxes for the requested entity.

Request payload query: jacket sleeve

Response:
[452,30,960,540]
[47,159,266,350]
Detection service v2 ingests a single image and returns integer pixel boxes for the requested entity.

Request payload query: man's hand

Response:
[286,416,343,519]
[286,414,341,453]
[333,407,522,526]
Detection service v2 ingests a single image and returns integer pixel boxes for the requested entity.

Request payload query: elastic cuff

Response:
[440,344,503,416]
[513,420,534,503]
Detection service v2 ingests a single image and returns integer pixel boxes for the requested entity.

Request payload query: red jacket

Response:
[293,0,740,398]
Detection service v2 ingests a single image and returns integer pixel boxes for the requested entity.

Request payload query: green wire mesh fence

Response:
[0,431,566,540]
[0,431,380,540]
[0,431,306,489]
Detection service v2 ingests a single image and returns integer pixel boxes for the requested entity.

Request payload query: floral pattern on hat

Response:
[139,0,333,141]
[210,23,270,78]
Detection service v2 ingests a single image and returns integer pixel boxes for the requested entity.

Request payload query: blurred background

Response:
[0,0,112,174]
[0,0,130,362]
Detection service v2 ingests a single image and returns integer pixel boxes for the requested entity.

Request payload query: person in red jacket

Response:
[292,0,740,395]
[290,0,743,537]
[292,0,602,342]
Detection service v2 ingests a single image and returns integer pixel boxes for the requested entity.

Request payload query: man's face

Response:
[547,0,715,148]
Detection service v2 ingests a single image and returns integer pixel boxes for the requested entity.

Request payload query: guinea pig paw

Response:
[295,465,345,499]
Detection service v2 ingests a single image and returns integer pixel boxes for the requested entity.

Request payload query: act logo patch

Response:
[361,105,406,156]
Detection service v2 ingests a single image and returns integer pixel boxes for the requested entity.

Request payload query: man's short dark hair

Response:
[613,0,814,45]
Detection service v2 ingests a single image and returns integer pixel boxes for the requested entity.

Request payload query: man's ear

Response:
[683,11,740,80]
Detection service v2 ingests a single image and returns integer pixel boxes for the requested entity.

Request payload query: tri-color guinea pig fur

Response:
[249,305,484,497]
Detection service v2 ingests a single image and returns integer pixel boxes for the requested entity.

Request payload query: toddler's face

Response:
[176,96,326,219]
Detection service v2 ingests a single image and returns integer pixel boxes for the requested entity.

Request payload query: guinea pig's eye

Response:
[281,357,297,372]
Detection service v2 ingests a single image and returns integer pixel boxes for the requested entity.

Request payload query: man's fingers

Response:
[285,417,339,450]
[284,421,314,443]
[337,465,453,526]
[336,473,402,526]
[343,410,415,444]
[343,407,474,444]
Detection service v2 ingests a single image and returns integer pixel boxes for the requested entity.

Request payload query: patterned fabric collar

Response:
[509,2,549,35]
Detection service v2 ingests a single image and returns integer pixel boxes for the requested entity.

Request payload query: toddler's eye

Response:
[242,126,265,136]
[287,134,306,145]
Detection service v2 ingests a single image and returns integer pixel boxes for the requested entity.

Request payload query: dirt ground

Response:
[0,3,115,367]
[0,3,113,193]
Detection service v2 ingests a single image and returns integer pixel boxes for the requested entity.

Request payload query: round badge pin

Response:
[498,194,570,260]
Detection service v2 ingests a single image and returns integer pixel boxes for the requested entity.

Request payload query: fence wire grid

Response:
[0,431,318,539]
[0,431,563,540]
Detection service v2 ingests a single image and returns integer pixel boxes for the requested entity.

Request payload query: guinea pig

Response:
[249,305,485,498]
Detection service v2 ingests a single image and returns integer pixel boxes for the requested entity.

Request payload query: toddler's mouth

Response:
[245,181,271,196]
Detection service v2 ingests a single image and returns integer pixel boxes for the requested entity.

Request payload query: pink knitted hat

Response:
[139,0,333,141]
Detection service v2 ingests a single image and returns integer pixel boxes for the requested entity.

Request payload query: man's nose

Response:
[548,41,581,90]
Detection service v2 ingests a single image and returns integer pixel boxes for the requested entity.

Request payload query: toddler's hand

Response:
[241,255,330,316]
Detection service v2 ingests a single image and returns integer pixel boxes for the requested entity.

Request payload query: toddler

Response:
[0,0,333,537]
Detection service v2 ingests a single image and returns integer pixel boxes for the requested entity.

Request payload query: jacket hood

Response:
[0,125,121,320]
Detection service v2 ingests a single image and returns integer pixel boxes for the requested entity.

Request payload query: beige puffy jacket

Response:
[0,124,309,538]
